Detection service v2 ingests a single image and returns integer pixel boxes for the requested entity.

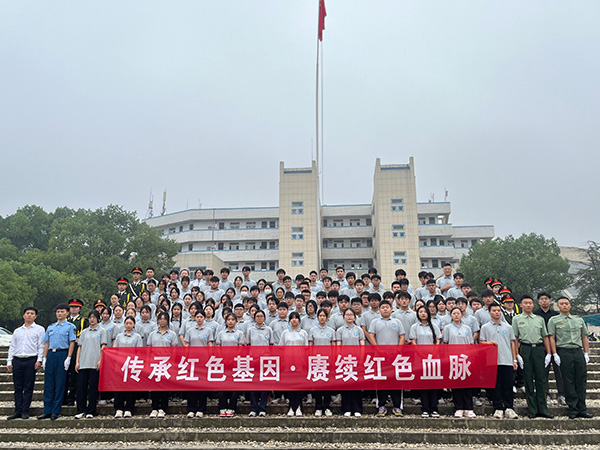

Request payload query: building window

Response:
[291,201,304,215]
[291,226,304,240]
[448,240,454,247]
[168,227,176,234]
[230,222,240,229]
[391,198,404,212]
[269,261,276,271]
[261,262,267,270]
[350,239,361,248]
[179,225,184,232]
[260,242,267,249]
[333,219,343,227]
[429,217,436,224]
[217,243,224,250]
[261,221,267,228]
[244,263,256,271]
[229,242,239,250]
[366,218,372,226]
[245,242,256,250]
[350,218,360,227]
[461,240,468,248]
[323,219,328,227]
[418,218,426,225]
[421,260,428,269]
[188,243,193,251]
[420,240,427,247]
[189,223,194,231]
[393,251,407,265]
[291,252,304,267]
[333,240,343,248]
[440,239,445,246]
[432,259,439,268]
[218,222,225,229]
[366,239,373,247]
[269,241,277,249]
[472,239,478,246]
[229,263,239,271]
[430,238,437,246]
[246,222,256,229]
[269,220,276,228]
[392,224,405,238]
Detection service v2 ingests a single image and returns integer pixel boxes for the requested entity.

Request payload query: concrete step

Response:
[0,424,597,446]
[0,402,597,417]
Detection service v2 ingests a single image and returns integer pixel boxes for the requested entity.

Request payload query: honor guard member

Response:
[64,299,88,406]
[512,295,553,419]
[547,297,592,419]
[128,267,146,298]
[116,277,133,306]
[38,303,76,420]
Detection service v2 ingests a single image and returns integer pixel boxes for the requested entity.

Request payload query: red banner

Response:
[99,345,497,391]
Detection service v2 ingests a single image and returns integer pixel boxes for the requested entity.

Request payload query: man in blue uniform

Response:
[37,304,76,420]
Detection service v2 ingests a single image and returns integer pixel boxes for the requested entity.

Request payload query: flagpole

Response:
[315,25,320,187]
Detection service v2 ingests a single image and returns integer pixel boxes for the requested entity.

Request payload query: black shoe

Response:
[21,413,30,420]
[50,414,59,421]
[577,412,593,419]
[528,414,537,419]
[537,413,554,419]
[569,414,578,419]
[7,413,21,420]
[37,414,51,420]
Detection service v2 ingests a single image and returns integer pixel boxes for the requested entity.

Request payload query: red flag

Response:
[318,0,327,41]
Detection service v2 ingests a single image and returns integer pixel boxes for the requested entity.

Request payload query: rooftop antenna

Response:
[444,188,448,202]
[198,200,203,209]
[161,189,167,216]
[145,190,154,219]
[429,193,435,203]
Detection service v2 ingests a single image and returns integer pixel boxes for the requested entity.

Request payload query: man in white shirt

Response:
[7,307,45,420]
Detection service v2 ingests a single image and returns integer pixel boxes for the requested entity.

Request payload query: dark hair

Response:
[395,269,407,277]
[288,311,301,322]
[368,293,381,302]
[316,308,329,319]
[194,309,206,318]
[254,310,265,319]
[454,272,464,279]
[488,303,502,312]
[140,305,152,314]
[379,300,392,308]
[481,289,495,298]
[23,306,38,315]
[55,303,68,312]
[157,311,170,324]
[88,310,101,321]
[277,302,289,310]
[556,296,570,303]
[306,300,318,313]
[416,306,438,344]
[537,291,551,300]
[124,316,136,325]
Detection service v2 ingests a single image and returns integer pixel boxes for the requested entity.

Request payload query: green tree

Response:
[573,241,600,313]
[458,233,571,299]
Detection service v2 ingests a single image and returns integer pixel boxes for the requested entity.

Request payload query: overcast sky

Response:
[1,1,599,248]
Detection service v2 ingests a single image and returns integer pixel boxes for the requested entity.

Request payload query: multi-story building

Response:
[144,158,494,285]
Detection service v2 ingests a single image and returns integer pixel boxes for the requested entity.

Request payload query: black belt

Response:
[557,347,582,351]
[520,342,542,348]
[15,355,37,359]
[50,348,68,352]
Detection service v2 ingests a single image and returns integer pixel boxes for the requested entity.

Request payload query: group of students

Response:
[6,264,592,421]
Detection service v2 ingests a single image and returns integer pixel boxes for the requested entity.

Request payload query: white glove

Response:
[64,356,71,371]
[584,353,590,364]
[544,353,552,368]
[42,357,47,370]
[553,353,561,366]
[516,354,524,370]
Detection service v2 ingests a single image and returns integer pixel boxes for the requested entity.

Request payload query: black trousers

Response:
[314,391,331,411]
[218,391,239,411]
[420,389,438,414]
[114,391,136,412]
[377,390,402,409]
[492,365,514,411]
[341,391,362,414]
[187,391,207,413]
[63,346,78,404]
[76,369,99,415]
[151,391,169,411]
[288,391,303,410]
[557,347,587,414]
[452,388,473,411]
[250,391,269,413]
[12,356,37,415]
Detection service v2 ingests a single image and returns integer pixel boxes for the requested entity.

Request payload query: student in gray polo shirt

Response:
[480,303,519,419]
[392,292,417,338]
[308,308,336,417]
[336,309,365,417]
[246,310,273,417]
[147,312,178,418]
[113,317,142,418]
[183,309,213,418]
[74,310,108,419]
[368,300,405,417]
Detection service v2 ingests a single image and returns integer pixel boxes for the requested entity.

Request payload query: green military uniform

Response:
[548,313,588,417]
[512,313,549,416]
[128,281,146,298]
[64,301,89,405]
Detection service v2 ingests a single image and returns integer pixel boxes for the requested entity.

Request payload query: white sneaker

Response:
[324,409,333,417]
[295,407,302,417]
[123,411,132,418]
[431,411,440,418]
[259,411,267,417]
[287,408,294,417]
[248,411,257,417]
[504,408,518,419]
[493,410,504,419]
[314,409,322,417]
[187,412,195,418]
[472,397,483,406]
[464,410,477,418]
[344,411,351,417]
[157,409,165,418]
[150,410,158,418]
[354,412,361,417]
[306,394,313,403]
[513,386,517,394]
[421,411,430,418]
[114,410,123,418]
[196,411,204,418]
[74,413,84,419]
[454,410,464,418]
[97,400,107,406]
[85,414,93,419]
